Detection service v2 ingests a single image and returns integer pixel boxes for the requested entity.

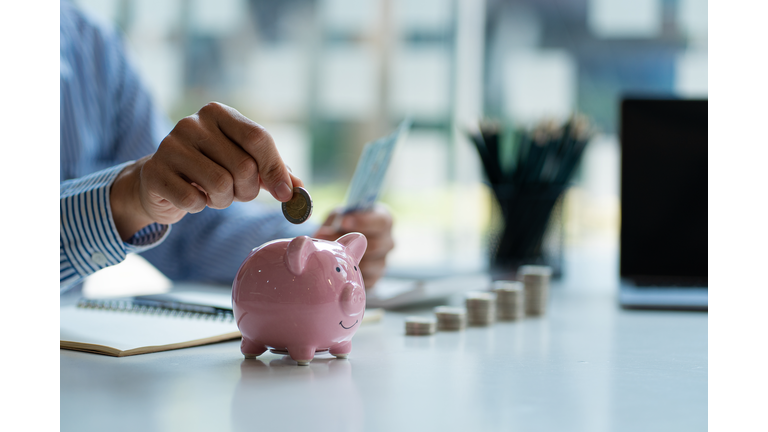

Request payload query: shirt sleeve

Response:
[139,203,315,286]
[60,3,317,290]
[60,162,171,292]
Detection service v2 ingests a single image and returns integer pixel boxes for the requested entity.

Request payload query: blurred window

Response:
[74,0,706,274]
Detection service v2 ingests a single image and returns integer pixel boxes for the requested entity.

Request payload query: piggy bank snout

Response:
[340,283,365,316]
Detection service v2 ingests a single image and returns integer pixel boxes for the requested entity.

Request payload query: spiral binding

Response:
[77,298,235,322]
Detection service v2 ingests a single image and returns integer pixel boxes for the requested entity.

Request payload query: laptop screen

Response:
[620,98,708,286]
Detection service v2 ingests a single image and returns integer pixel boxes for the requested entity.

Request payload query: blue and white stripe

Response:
[60,1,311,293]
[60,162,170,291]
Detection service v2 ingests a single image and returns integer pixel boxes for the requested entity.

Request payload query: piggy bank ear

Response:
[336,232,367,265]
[285,236,318,275]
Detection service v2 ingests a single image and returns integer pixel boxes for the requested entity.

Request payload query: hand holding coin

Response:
[110,102,304,241]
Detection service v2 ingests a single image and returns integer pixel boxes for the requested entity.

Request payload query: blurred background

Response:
[72,0,707,290]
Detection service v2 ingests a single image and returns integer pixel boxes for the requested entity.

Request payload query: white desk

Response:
[60,285,707,432]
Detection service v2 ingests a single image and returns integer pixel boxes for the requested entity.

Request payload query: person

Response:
[59,1,394,294]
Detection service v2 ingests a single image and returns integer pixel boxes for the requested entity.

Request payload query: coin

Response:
[518,265,552,315]
[465,291,496,326]
[492,281,525,321]
[405,316,437,335]
[282,187,313,224]
[433,306,467,331]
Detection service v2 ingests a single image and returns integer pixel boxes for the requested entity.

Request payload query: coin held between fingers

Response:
[282,187,313,224]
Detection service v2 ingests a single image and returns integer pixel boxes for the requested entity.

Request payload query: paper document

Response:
[366,274,492,309]
[343,119,411,213]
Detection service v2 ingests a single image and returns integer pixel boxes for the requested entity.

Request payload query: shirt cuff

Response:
[124,222,170,253]
[60,162,171,289]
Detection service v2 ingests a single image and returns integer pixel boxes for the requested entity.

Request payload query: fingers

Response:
[311,206,394,289]
[184,107,305,203]
[199,102,295,202]
[151,130,239,210]
[361,234,395,260]
[138,102,307,225]
[170,144,237,209]
[314,206,394,255]
[357,235,393,289]
[193,127,261,202]
[360,256,386,289]
[141,157,208,214]
[339,205,393,236]
[313,224,340,241]
[311,206,393,289]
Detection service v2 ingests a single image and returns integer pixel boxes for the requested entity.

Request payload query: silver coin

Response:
[405,316,437,335]
[281,186,313,224]
[518,265,553,277]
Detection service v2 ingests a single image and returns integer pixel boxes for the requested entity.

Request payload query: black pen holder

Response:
[488,184,567,278]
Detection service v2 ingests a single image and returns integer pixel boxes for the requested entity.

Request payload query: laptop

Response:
[618,98,708,311]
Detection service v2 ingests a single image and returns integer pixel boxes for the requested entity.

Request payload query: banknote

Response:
[342,118,411,213]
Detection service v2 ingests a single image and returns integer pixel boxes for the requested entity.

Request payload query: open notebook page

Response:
[60,305,240,356]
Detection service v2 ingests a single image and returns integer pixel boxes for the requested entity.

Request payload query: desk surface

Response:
[60,288,707,432]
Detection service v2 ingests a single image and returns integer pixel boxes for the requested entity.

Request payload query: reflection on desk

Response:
[61,287,707,432]
[233,357,363,431]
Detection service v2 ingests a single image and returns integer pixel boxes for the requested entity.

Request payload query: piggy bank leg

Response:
[241,337,267,359]
[287,346,315,366]
[330,341,352,359]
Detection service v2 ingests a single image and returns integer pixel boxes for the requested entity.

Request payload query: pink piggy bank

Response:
[232,233,367,365]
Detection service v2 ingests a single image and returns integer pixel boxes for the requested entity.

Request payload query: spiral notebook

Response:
[60,297,241,357]
[61,291,385,357]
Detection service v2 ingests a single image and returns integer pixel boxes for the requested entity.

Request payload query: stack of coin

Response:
[518,265,552,315]
[465,292,496,326]
[433,306,467,331]
[492,280,525,321]
[405,316,437,336]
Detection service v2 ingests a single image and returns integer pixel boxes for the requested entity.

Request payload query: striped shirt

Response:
[60,2,309,293]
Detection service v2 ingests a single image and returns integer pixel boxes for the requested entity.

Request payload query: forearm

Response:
[140,203,313,284]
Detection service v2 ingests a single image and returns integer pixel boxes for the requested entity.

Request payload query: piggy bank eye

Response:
[354,266,358,271]
[336,267,341,272]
